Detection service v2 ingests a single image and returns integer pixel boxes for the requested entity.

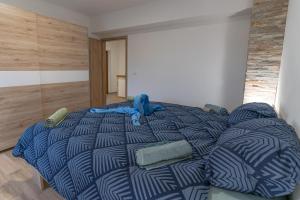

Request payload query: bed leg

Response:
[33,168,49,190]
[39,176,49,190]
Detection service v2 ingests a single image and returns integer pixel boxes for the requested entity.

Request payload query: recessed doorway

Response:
[105,39,127,104]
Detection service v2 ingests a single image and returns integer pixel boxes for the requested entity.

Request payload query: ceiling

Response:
[43,0,153,16]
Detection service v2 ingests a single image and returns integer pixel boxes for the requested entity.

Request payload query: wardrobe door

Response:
[0,3,39,70]
[0,86,43,151]
[37,15,89,71]
[37,15,90,117]
[0,4,91,151]
[0,4,42,151]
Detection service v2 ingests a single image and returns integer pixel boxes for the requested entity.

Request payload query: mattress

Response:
[13,102,228,200]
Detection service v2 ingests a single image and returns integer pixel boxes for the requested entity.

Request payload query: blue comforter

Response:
[206,103,300,198]
[13,102,228,200]
[206,118,300,198]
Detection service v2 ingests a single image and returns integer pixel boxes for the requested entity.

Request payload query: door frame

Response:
[89,38,104,107]
[101,36,128,105]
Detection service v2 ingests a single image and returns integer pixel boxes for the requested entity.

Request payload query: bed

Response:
[13,102,299,200]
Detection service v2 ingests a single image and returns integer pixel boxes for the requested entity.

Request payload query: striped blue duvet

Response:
[12,102,300,199]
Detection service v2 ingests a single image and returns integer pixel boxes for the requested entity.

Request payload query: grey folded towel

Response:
[136,140,193,170]
[140,156,193,170]
[45,108,68,128]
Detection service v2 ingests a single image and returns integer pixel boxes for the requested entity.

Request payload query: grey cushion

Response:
[208,187,287,200]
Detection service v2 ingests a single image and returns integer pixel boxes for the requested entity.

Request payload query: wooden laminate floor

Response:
[106,93,126,105]
[0,150,63,200]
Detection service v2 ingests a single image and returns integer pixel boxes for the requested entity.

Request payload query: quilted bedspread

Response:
[13,102,228,200]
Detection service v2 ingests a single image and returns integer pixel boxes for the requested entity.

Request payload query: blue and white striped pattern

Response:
[228,103,278,126]
[206,117,300,198]
[13,102,227,200]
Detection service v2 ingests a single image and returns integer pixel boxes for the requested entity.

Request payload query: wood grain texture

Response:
[41,81,90,118]
[0,150,63,199]
[102,43,108,98]
[0,4,91,151]
[0,85,42,151]
[37,15,89,70]
[0,3,39,70]
[244,0,289,105]
[0,4,89,71]
[89,38,105,107]
[0,81,91,151]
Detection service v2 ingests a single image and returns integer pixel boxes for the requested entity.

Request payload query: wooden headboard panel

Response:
[0,3,90,151]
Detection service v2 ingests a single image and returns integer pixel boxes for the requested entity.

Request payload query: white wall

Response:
[128,16,250,110]
[106,40,126,93]
[276,1,300,198]
[277,0,300,136]
[91,0,253,33]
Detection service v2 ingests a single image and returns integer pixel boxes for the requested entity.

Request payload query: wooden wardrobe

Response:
[0,3,91,151]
